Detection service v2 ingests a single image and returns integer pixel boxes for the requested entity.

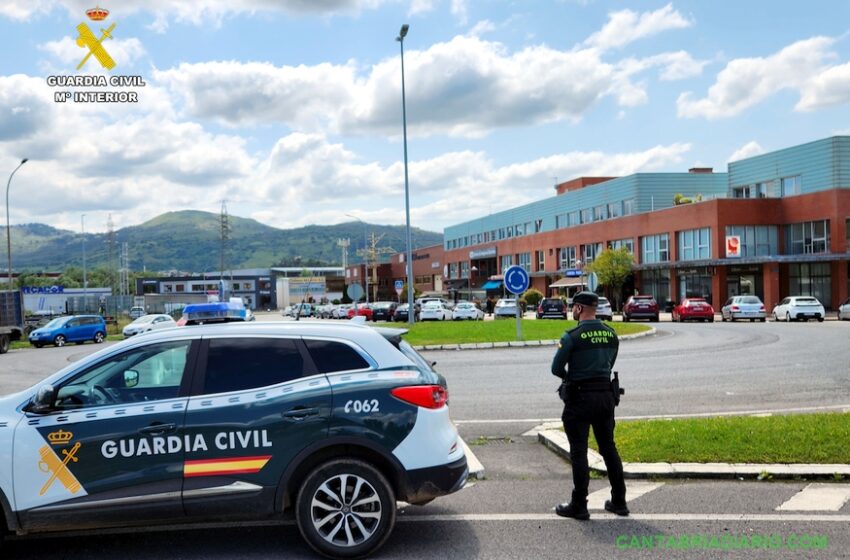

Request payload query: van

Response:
[27,314,107,347]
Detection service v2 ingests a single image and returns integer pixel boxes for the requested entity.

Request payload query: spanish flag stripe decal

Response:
[184,455,271,478]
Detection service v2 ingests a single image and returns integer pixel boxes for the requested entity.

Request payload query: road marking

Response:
[455,418,559,425]
[777,483,850,511]
[588,481,663,510]
[397,513,850,522]
[460,437,485,479]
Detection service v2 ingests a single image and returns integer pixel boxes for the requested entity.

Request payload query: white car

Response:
[420,302,451,321]
[452,302,484,320]
[122,314,176,338]
[494,298,518,319]
[772,296,825,322]
[596,297,613,321]
[417,297,454,311]
[332,304,352,319]
[839,297,850,321]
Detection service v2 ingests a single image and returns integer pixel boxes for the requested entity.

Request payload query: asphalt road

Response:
[1,320,849,559]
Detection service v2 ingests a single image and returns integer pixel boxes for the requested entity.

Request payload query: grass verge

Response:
[400,319,650,346]
[587,413,850,464]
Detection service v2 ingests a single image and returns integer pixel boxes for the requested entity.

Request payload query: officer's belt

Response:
[569,380,612,392]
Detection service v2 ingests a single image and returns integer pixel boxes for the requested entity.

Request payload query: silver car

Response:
[840,297,850,321]
[596,297,613,321]
[494,298,518,319]
[721,295,766,322]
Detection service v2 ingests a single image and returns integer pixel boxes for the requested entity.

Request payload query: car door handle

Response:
[282,407,319,421]
[138,423,177,436]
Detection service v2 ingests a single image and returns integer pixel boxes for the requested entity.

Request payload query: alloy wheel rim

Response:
[310,473,382,548]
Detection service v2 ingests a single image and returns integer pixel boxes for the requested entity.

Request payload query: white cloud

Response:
[450,0,468,26]
[157,35,683,137]
[39,36,147,70]
[408,0,436,16]
[677,36,846,119]
[728,141,764,162]
[583,3,692,52]
[467,20,496,37]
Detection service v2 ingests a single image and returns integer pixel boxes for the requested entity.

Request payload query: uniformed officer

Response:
[551,291,628,520]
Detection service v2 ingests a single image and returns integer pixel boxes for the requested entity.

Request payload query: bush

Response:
[522,288,543,309]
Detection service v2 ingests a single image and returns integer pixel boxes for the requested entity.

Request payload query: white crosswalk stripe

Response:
[587,481,664,510]
[776,483,850,511]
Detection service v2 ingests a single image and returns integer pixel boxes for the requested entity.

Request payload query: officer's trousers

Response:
[562,389,626,503]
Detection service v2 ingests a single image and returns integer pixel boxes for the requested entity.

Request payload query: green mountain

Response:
[3,211,443,273]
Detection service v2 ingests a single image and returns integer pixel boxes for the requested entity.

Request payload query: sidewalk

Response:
[537,427,850,480]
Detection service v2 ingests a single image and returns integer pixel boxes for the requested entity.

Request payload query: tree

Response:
[399,283,421,303]
[587,247,634,312]
[522,288,543,309]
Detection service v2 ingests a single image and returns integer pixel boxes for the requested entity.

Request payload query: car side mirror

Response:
[30,384,56,414]
[124,370,139,388]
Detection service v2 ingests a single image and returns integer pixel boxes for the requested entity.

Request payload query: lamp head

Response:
[397,24,409,41]
[21,158,28,165]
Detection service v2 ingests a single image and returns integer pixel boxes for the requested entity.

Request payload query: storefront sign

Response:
[469,247,497,259]
[726,236,742,258]
[22,286,64,294]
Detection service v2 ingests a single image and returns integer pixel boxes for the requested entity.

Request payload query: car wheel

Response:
[623,314,630,322]
[760,318,766,322]
[721,315,726,322]
[296,458,396,559]
[786,312,792,323]
[34,343,44,348]
[817,317,824,322]
[773,313,778,321]
[93,331,105,343]
[0,334,9,354]
[709,316,715,323]
[651,315,659,322]
[54,335,66,347]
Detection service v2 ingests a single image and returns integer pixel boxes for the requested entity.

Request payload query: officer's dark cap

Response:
[572,291,599,307]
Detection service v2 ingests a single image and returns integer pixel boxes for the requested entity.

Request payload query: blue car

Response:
[28,315,107,348]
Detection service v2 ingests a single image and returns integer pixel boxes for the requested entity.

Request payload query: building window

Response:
[623,199,636,216]
[518,252,531,272]
[500,255,513,273]
[580,208,592,224]
[781,176,801,197]
[789,263,832,307]
[582,243,603,264]
[191,284,204,292]
[568,211,579,226]
[461,262,470,279]
[608,201,622,219]
[558,247,577,271]
[724,225,778,257]
[449,263,459,279]
[175,284,185,293]
[641,233,670,264]
[610,238,634,254]
[535,250,545,272]
[641,269,670,304]
[535,219,543,233]
[593,205,607,221]
[556,214,566,229]
[678,228,711,261]
[785,220,830,255]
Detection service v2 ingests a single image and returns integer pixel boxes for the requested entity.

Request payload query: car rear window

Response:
[304,339,370,373]
[796,298,818,303]
[202,337,305,394]
[740,297,762,304]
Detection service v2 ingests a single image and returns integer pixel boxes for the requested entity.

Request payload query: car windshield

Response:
[43,317,66,329]
[497,300,515,306]
[131,315,157,325]
[457,303,474,309]
[598,298,609,305]
[423,303,441,309]
[686,299,706,305]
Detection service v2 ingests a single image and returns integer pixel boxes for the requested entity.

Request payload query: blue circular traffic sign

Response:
[504,265,529,295]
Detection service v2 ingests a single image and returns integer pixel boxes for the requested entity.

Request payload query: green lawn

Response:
[400,319,650,346]
[588,413,850,464]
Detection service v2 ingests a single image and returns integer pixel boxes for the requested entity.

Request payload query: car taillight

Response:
[731,306,740,311]
[391,385,448,409]
[759,305,765,311]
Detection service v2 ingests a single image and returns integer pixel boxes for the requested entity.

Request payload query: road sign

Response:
[587,272,599,293]
[394,280,404,297]
[504,265,529,295]
[346,283,364,301]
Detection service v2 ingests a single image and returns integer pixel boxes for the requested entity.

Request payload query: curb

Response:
[413,327,656,351]
[538,429,850,480]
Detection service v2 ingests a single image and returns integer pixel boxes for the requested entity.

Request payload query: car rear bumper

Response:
[401,455,469,505]
[626,310,658,318]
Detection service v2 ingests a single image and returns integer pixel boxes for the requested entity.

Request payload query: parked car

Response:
[671,298,714,322]
[721,295,766,322]
[370,302,398,322]
[772,296,825,322]
[347,304,373,320]
[452,302,484,320]
[417,297,454,311]
[393,303,419,322]
[420,302,452,321]
[623,295,659,322]
[122,313,177,338]
[596,297,613,321]
[332,304,352,319]
[840,297,850,321]
[2,322,467,558]
[536,298,567,319]
[28,314,107,348]
[494,298,519,319]
[281,304,298,318]
[128,306,146,319]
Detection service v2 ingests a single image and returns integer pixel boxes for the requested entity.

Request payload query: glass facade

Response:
[641,269,670,304]
[500,255,513,273]
[641,233,670,264]
[559,247,577,270]
[582,243,603,264]
[725,225,779,257]
[785,220,830,255]
[781,175,801,197]
[678,228,711,261]
[678,267,713,304]
[610,238,635,254]
[789,263,832,307]
[518,252,532,272]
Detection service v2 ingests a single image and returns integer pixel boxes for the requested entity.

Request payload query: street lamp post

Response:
[346,213,369,307]
[5,158,27,290]
[81,214,88,310]
[469,265,478,303]
[397,23,415,325]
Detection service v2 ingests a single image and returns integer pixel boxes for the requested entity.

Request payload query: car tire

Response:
[93,331,105,343]
[54,335,66,347]
[0,334,9,354]
[773,313,778,322]
[817,317,824,322]
[709,316,715,323]
[651,315,659,322]
[34,343,44,348]
[623,314,630,322]
[760,318,766,322]
[296,458,396,560]
[786,312,792,323]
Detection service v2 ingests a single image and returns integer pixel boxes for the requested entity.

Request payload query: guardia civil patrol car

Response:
[0,322,467,558]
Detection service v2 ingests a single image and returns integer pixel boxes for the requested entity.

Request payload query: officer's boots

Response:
[555,492,590,521]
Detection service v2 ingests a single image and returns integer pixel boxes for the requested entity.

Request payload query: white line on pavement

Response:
[587,482,664,511]
[777,483,850,511]
[398,513,850,522]
[460,437,486,479]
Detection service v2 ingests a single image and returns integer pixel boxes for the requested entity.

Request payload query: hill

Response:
[4,211,444,272]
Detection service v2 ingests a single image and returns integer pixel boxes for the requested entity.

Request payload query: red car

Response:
[672,298,715,322]
[347,305,373,320]
[623,294,659,322]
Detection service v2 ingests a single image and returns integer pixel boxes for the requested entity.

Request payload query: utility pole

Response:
[356,233,394,302]
[119,242,129,297]
[107,214,116,295]
[337,238,350,271]
[220,200,230,300]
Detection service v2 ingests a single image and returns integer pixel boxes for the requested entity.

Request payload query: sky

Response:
[1,0,849,235]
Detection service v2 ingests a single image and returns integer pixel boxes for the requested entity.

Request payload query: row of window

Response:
[445,220,839,275]
[445,199,638,251]
[731,175,801,199]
